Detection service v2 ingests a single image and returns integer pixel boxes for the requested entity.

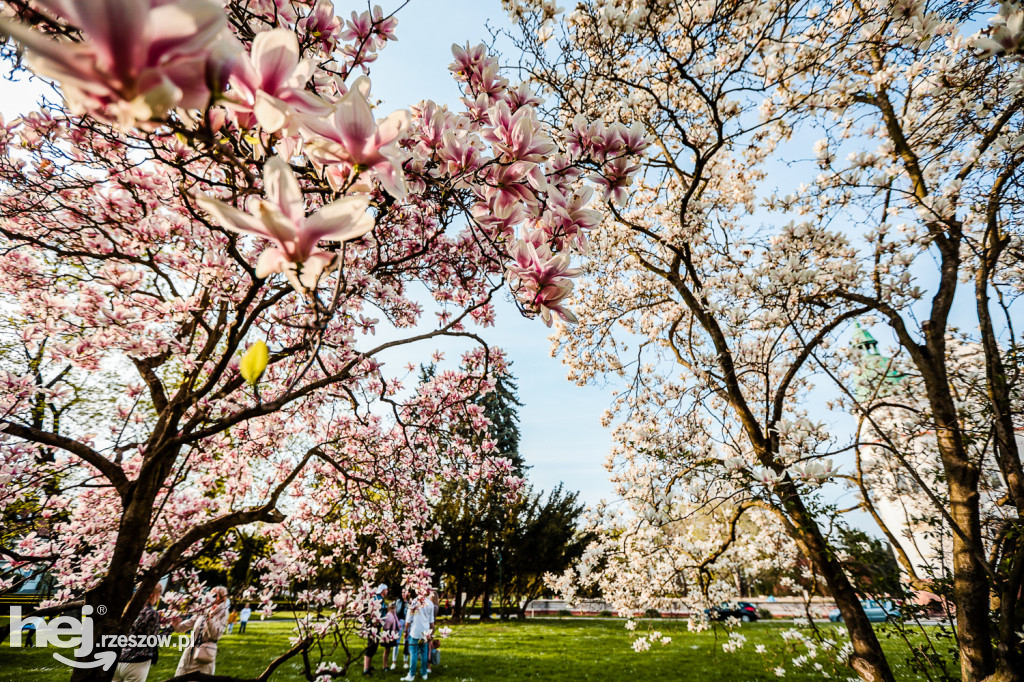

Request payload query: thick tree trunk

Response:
[782,492,897,682]
[67,446,176,681]
[945,448,994,682]
[921,360,994,682]
[67,517,151,681]
[975,242,1024,682]
[480,537,494,620]
[989,537,1024,682]
[861,230,998,681]
[68,585,127,681]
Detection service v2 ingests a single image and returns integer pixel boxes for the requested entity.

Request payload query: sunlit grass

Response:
[0,617,959,681]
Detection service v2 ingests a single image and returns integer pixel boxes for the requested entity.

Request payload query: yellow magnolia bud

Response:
[240,341,269,385]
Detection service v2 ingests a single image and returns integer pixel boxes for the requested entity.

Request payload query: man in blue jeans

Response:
[401,593,435,681]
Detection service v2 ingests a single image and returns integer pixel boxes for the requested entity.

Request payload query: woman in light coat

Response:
[174,586,230,675]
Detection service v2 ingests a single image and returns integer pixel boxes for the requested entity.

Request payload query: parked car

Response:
[828,599,899,623]
[706,601,760,622]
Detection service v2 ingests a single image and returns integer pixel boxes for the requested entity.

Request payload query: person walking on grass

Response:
[112,583,164,682]
[401,591,434,682]
[174,586,229,676]
[363,584,388,676]
[20,620,36,648]
[238,603,251,634]
[381,602,400,671]
[393,590,407,670]
[226,609,239,634]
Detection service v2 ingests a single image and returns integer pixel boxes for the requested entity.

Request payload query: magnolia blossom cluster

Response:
[1,0,649,323]
[974,2,1024,60]
[545,474,803,636]
[0,0,227,125]
[706,609,857,679]
[433,44,652,324]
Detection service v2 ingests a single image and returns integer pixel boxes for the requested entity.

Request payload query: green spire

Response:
[851,324,905,402]
[851,322,879,354]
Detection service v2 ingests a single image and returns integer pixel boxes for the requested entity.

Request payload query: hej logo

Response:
[9,605,195,670]
[9,605,117,670]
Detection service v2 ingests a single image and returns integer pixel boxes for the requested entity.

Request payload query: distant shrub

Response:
[599,610,613,617]
[758,608,773,620]
[643,608,662,619]
[557,609,573,617]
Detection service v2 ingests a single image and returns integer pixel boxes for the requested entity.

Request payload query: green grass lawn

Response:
[0,617,959,681]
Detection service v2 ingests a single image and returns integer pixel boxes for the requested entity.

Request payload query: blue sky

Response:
[364,0,619,503]
[344,0,1009,520]
[8,1,987,515]
[4,1,1017,555]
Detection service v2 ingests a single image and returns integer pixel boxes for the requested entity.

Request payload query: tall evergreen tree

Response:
[421,365,524,618]
[500,484,594,619]
[421,366,593,620]
[478,372,525,473]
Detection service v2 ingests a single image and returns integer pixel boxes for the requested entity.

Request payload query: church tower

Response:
[851,323,905,402]
[849,325,947,582]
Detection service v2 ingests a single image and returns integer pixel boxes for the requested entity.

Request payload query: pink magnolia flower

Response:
[477,161,547,217]
[483,101,557,163]
[563,114,608,159]
[974,3,1024,59]
[755,467,783,485]
[226,28,330,134]
[609,122,653,156]
[0,0,225,126]
[197,156,374,291]
[302,77,410,198]
[472,197,526,238]
[437,130,485,180]
[297,0,342,54]
[336,6,397,73]
[339,5,398,48]
[536,186,603,250]
[505,232,581,326]
[504,82,544,111]
[448,43,490,82]
[589,156,642,205]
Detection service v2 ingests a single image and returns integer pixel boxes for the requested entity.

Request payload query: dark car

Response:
[706,601,760,622]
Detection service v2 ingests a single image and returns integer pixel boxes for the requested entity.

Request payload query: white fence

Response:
[523,596,836,619]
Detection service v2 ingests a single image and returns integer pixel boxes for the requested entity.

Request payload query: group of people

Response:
[363,584,442,680]
[111,584,253,682]
[227,603,253,634]
[31,580,443,681]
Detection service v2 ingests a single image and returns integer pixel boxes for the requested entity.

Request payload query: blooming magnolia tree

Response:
[506,0,1024,681]
[547,494,802,624]
[0,1,643,679]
